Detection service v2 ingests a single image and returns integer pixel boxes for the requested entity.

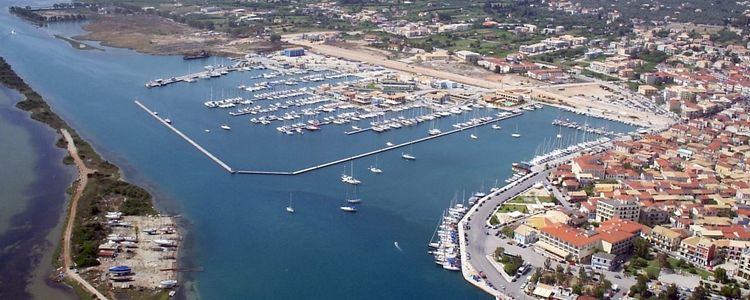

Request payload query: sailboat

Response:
[346,186,362,204]
[286,193,295,213]
[511,124,521,138]
[401,152,416,160]
[341,162,361,185]
[369,156,383,174]
[10,29,17,35]
[340,205,357,212]
[491,122,501,130]
[220,124,231,130]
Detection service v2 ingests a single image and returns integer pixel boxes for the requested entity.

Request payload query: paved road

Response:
[60,129,108,300]
[463,170,552,299]
[460,144,638,299]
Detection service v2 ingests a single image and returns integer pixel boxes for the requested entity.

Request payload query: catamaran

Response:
[286,193,295,213]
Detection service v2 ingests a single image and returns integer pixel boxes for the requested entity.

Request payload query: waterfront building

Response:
[595,198,641,222]
[536,223,599,262]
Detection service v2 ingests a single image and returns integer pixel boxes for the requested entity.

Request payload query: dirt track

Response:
[60,129,108,300]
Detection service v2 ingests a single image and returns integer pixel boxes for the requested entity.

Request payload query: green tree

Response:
[714,267,729,284]
[633,237,650,259]
[659,283,679,300]
[689,285,708,300]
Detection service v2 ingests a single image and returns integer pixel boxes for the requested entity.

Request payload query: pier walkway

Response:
[136,100,521,176]
[135,101,235,173]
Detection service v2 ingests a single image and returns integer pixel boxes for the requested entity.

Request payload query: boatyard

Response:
[90,215,180,294]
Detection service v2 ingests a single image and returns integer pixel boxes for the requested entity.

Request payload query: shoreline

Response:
[0,56,180,298]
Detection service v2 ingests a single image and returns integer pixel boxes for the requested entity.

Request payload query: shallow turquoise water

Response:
[0,7,635,299]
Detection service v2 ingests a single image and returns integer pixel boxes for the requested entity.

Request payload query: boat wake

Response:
[394,241,402,252]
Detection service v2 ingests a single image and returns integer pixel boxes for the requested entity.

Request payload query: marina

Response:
[0,13,643,299]
[137,97,522,175]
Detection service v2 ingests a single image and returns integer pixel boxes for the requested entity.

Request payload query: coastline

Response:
[0,56,179,298]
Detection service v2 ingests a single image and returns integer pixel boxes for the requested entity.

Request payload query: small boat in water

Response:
[470,133,478,139]
[386,142,394,147]
[428,128,442,136]
[401,153,416,160]
[369,156,383,174]
[220,125,231,130]
[340,205,357,212]
[164,118,172,124]
[286,193,295,213]
[491,124,501,130]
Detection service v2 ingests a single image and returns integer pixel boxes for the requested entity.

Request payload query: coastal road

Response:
[463,170,552,299]
[460,144,622,298]
[60,129,108,300]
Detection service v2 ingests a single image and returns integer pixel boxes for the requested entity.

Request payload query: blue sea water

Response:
[0,6,636,299]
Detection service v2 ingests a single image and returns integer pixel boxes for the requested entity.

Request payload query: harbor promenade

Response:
[458,143,614,299]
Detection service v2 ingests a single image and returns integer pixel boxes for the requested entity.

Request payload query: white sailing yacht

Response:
[341,162,361,185]
[511,124,521,138]
[286,193,295,213]
[369,156,383,174]
[346,186,362,204]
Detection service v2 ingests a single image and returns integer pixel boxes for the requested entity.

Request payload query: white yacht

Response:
[401,153,416,160]
[470,133,478,139]
[220,125,231,130]
[428,128,442,135]
[340,206,357,212]
[286,193,295,213]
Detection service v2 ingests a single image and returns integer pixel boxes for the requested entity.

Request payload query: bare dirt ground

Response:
[95,216,179,290]
[77,15,234,56]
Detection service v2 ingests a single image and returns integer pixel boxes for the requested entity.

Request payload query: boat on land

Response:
[159,279,178,288]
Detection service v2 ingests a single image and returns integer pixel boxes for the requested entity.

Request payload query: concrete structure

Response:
[648,226,686,251]
[679,236,716,267]
[596,199,641,222]
[591,252,617,271]
[514,224,538,245]
[283,47,305,57]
